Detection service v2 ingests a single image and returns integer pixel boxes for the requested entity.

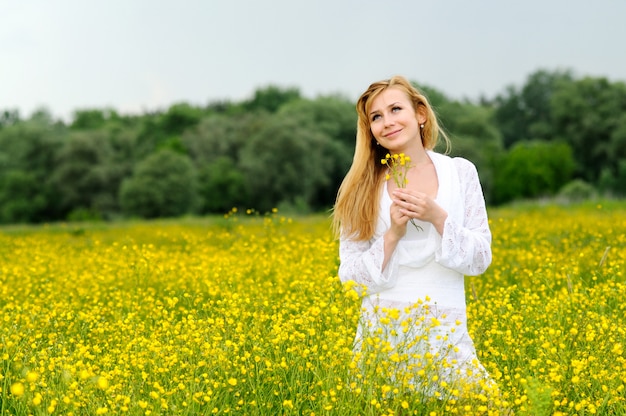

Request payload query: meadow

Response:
[1,202,625,415]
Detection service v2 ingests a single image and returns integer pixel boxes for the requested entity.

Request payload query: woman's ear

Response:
[416,105,428,125]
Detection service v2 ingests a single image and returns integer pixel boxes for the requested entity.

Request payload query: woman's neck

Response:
[403,147,430,166]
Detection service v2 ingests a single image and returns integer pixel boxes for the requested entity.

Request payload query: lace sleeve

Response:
[338,234,400,295]
[436,158,492,276]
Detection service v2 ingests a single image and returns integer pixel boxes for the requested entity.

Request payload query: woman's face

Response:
[368,87,425,154]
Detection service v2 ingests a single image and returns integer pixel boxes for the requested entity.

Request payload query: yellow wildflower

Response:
[10,382,24,396]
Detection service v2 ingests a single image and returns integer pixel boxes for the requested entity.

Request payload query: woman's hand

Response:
[381,200,409,271]
[392,188,448,235]
[388,200,410,241]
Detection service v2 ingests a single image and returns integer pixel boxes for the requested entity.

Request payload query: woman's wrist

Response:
[384,229,403,247]
[432,210,448,235]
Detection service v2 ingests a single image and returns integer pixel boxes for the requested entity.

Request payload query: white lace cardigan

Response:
[338,151,492,297]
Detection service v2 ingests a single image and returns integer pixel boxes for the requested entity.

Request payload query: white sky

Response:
[2,0,626,121]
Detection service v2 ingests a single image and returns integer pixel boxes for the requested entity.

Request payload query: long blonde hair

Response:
[332,75,449,241]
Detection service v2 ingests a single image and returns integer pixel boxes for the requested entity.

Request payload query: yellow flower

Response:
[382,153,409,188]
[227,378,237,386]
[26,371,38,383]
[381,153,421,231]
[96,376,109,390]
[10,382,24,396]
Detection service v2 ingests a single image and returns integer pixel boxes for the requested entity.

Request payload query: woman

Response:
[333,76,493,396]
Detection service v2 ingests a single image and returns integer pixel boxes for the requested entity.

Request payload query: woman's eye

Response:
[392,106,402,112]
[371,114,381,122]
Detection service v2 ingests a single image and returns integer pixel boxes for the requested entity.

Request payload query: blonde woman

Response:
[333,76,494,396]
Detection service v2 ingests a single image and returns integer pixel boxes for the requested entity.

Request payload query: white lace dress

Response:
[338,151,493,392]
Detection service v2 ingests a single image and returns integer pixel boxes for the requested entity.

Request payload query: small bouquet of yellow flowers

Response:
[381,153,423,231]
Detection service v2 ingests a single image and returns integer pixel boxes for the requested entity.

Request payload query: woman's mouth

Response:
[384,129,402,138]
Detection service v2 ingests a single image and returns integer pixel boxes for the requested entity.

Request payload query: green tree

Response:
[493,69,574,148]
[417,84,451,110]
[239,114,332,212]
[183,112,271,212]
[492,141,575,204]
[277,96,356,207]
[198,156,249,213]
[71,108,117,130]
[0,170,48,224]
[119,150,198,218]
[121,103,203,159]
[133,112,179,160]
[550,76,626,184]
[206,99,246,116]
[0,116,64,222]
[602,114,626,195]
[182,113,265,166]
[159,103,204,137]
[243,85,301,113]
[278,95,356,146]
[0,109,20,128]
[49,131,120,219]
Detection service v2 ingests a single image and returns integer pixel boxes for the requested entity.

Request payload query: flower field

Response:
[1,202,625,415]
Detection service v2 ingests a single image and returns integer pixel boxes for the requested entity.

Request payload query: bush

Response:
[598,160,626,197]
[119,150,198,218]
[0,170,48,224]
[557,179,596,202]
[67,208,103,222]
[197,156,249,214]
[492,141,575,204]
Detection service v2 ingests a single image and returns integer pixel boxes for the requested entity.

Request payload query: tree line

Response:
[0,68,625,224]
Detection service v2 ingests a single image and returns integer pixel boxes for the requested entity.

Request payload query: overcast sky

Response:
[2,0,626,121]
